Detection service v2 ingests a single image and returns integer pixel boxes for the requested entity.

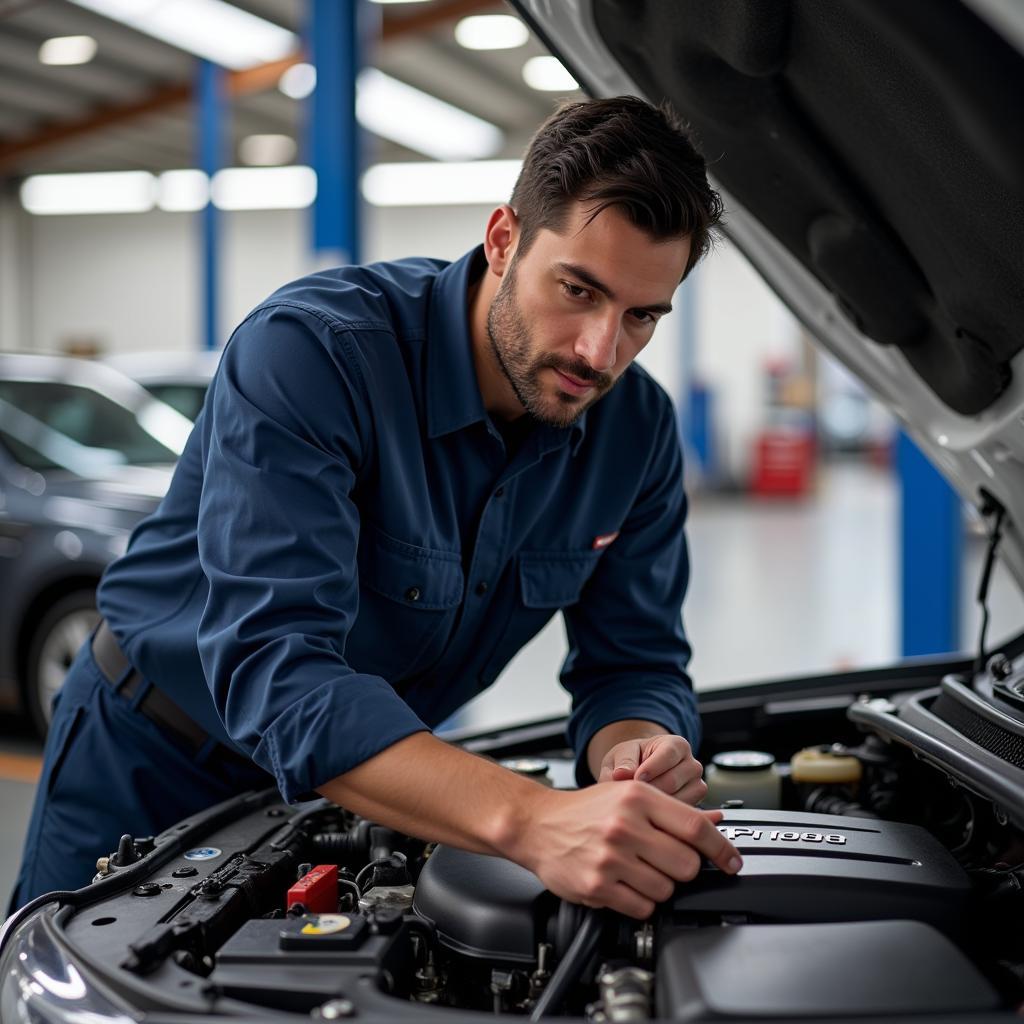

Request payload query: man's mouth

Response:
[552,368,597,397]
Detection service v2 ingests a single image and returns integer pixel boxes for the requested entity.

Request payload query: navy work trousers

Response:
[9,642,272,912]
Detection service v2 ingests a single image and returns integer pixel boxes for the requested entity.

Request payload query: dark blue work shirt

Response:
[97,246,698,802]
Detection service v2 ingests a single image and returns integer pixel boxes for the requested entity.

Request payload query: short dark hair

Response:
[510,96,722,279]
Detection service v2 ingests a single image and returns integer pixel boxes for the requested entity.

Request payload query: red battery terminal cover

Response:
[287,864,339,914]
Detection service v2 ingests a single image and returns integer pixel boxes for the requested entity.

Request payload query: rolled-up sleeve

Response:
[197,303,428,802]
[561,396,698,786]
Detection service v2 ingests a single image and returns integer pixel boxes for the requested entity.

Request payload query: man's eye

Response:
[630,309,656,325]
[561,281,588,300]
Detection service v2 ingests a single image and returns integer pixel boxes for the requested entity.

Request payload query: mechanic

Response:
[11,96,742,917]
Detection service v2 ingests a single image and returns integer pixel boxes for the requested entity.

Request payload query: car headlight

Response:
[0,904,135,1023]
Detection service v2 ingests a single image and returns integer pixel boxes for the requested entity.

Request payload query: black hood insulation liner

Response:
[594,0,1024,415]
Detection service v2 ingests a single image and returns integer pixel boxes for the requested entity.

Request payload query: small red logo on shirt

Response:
[592,531,619,550]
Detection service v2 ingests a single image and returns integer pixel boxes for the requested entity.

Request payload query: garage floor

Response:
[0,715,44,911]
[2,461,1021,910]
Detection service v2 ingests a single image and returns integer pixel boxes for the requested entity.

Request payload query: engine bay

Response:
[8,658,1024,1022]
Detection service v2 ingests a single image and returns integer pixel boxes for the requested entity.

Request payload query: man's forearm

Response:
[317,731,542,858]
[318,724,742,920]
[587,718,670,780]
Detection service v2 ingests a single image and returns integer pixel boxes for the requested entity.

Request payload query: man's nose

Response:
[574,314,620,373]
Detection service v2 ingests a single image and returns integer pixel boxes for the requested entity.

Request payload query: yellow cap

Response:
[301,915,352,936]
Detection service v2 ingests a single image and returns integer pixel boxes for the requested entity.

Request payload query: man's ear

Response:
[483,204,519,278]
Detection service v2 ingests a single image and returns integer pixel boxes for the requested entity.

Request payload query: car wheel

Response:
[25,591,100,737]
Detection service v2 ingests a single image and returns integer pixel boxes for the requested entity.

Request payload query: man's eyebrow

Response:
[554,261,673,316]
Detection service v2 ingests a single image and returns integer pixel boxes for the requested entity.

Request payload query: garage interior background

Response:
[0,0,1022,892]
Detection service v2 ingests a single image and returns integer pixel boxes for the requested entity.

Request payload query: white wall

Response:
[20,208,198,355]
[0,191,31,352]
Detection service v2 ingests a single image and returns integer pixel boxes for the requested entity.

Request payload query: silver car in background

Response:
[0,353,192,733]
[104,349,220,422]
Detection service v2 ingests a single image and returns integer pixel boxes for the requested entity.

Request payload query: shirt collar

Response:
[426,246,489,439]
[426,245,588,454]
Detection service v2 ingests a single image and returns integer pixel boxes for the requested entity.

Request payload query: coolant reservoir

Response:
[791,746,862,785]
[703,750,782,809]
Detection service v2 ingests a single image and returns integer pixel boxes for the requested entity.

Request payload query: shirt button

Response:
[475,581,489,596]
[405,586,421,602]
[494,487,505,498]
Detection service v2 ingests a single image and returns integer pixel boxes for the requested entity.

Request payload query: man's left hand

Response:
[597,734,707,805]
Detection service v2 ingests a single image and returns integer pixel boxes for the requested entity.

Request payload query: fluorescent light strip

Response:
[20,171,156,215]
[277,65,503,163]
[279,62,316,99]
[38,35,98,65]
[522,55,579,92]
[22,167,317,214]
[455,15,529,50]
[239,134,297,167]
[210,166,316,210]
[361,160,522,207]
[356,68,504,162]
[23,158,519,215]
[158,169,209,212]
[66,0,297,70]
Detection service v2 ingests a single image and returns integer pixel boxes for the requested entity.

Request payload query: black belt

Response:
[92,619,217,756]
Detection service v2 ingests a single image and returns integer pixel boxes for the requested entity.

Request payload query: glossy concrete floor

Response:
[2,461,1021,910]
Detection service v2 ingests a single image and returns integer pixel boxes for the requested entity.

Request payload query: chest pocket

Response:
[519,549,604,608]
[478,549,603,687]
[351,525,463,683]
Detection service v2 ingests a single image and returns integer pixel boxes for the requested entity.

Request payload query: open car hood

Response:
[513,0,1024,593]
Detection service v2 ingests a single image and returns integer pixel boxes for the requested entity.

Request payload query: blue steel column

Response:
[197,59,225,351]
[897,431,963,655]
[677,269,714,479]
[311,0,362,264]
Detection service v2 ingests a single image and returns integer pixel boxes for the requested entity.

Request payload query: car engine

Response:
[7,668,1024,1022]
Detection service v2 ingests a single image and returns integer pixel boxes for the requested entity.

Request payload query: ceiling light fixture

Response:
[157,170,209,212]
[454,15,529,50]
[66,0,296,70]
[361,160,522,207]
[522,55,579,92]
[357,68,503,161]
[278,65,501,161]
[20,171,156,216]
[38,35,98,66]
[239,134,297,167]
[211,166,317,210]
[278,62,316,99]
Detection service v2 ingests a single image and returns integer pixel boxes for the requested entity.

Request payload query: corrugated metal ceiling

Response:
[0,0,577,178]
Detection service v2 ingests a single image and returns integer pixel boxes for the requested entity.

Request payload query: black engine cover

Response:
[414,809,971,964]
[678,808,970,929]
[656,920,998,1021]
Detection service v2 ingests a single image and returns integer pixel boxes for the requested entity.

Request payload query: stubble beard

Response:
[486,258,614,429]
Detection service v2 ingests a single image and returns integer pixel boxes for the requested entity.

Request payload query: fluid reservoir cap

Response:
[301,914,353,936]
[279,913,367,951]
[712,751,776,772]
[791,746,862,784]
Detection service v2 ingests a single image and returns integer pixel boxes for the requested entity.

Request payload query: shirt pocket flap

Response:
[360,527,463,610]
[519,550,603,609]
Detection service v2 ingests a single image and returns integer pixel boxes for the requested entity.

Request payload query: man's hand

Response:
[509,781,741,920]
[599,734,707,804]
[319,732,740,921]
[589,721,708,805]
